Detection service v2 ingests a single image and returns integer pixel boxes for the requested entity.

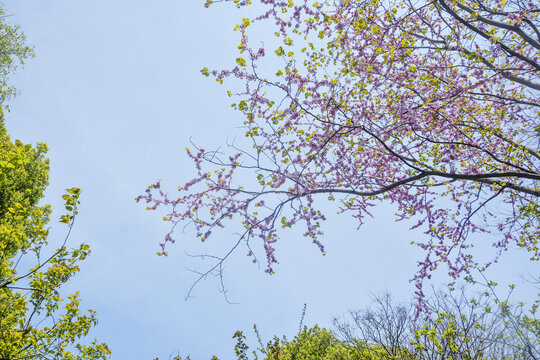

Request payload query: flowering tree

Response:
[138,0,539,301]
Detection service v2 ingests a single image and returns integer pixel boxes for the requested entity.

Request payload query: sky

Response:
[3,1,537,359]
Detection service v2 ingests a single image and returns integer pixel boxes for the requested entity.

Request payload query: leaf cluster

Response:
[0,8,34,105]
[0,109,109,358]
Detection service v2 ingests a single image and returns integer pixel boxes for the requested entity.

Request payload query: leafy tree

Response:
[0,113,110,359]
[225,325,366,360]
[214,305,381,360]
[0,8,34,105]
[0,8,110,358]
[214,287,538,360]
[334,287,539,359]
[139,0,539,299]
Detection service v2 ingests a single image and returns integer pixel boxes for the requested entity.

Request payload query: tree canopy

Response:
[139,0,539,300]
[334,288,539,360]
[216,288,539,360]
[0,8,34,104]
[0,112,110,359]
[0,9,110,359]
[231,325,362,360]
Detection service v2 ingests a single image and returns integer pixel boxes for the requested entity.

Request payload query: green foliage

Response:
[260,325,367,360]
[334,289,539,360]
[409,302,540,360]
[0,114,50,270]
[220,305,377,360]
[221,323,383,360]
[0,7,109,358]
[0,114,110,358]
[0,8,34,105]
[217,287,539,360]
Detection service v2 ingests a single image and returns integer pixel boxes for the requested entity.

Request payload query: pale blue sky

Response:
[4,1,536,359]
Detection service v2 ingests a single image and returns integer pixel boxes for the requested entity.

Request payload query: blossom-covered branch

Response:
[138,0,539,302]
